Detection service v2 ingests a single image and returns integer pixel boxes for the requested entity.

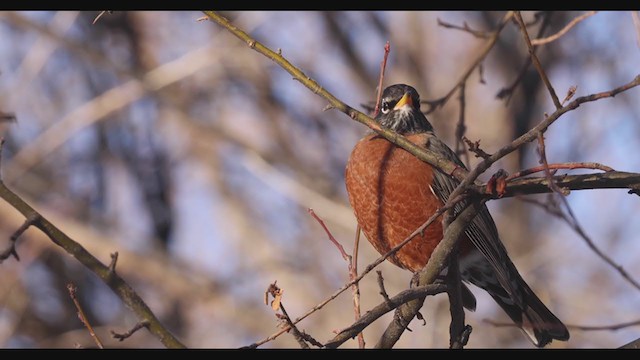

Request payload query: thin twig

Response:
[537,132,569,195]
[462,136,491,160]
[484,317,640,331]
[514,11,562,109]
[92,11,112,25]
[376,270,390,303]
[111,320,150,341]
[308,208,349,261]
[422,11,515,114]
[309,208,364,346]
[454,82,471,167]
[372,41,391,118]
[323,284,448,348]
[67,283,104,349]
[561,86,577,106]
[507,162,614,181]
[437,18,491,38]
[0,214,40,262]
[279,304,311,349]
[632,11,640,49]
[530,11,597,46]
[496,12,552,102]
[352,226,365,348]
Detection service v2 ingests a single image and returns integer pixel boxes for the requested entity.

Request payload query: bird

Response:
[344,84,569,347]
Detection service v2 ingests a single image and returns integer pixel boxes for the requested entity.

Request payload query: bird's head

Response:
[376,84,433,134]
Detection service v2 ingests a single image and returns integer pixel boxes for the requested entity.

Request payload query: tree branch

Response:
[323,284,447,348]
[530,11,597,46]
[0,151,184,348]
[514,11,562,109]
[478,171,640,198]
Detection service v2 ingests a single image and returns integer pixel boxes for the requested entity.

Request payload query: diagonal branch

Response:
[0,148,184,348]
[514,11,562,109]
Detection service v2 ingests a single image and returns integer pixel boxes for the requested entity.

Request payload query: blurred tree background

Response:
[0,11,639,348]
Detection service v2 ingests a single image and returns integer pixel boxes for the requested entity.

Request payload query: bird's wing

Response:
[422,132,524,306]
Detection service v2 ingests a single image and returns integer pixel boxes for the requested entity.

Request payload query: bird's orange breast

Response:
[345,133,444,273]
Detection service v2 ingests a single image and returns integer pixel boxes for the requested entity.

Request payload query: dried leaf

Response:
[271,288,284,311]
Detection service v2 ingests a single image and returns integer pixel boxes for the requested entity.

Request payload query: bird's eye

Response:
[381,101,391,114]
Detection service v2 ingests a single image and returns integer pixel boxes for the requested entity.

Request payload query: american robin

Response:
[345,84,569,347]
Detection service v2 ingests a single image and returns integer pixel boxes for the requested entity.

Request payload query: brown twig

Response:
[308,208,364,346]
[537,132,569,195]
[479,171,640,198]
[279,305,311,348]
[0,214,39,262]
[462,136,491,160]
[0,138,184,348]
[496,12,552,102]
[92,11,112,25]
[530,11,597,46]
[308,208,349,261]
[437,18,491,38]
[484,317,640,331]
[372,41,391,118]
[422,11,515,114]
[376,270,390,303]
[67,283,104,349]
[507,162,614,181]
[514,11,562,109]
[111,320,150,342]
[351,226,365,348]
[561,86,577,106]
[323,283,448,348]
[632,11,640,49]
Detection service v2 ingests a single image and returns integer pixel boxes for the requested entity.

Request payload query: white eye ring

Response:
[381,101,390,114]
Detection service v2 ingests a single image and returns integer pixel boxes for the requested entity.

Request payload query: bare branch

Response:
[67,283,104,349]
[530,11,597,46]
[632,11,640,49]
[372,41,391,118]
[496,12,552,102]
[111,320,150,342]
[0,181,184,347]
[507,162,613,180]
[423,12,515,114]
[323,284,447,348]
[437,18,491,38]
[308,208,349,261]
[454,83,471,167]
[485,317,640,332]
[376,270,390,303]
[514,11,562,109]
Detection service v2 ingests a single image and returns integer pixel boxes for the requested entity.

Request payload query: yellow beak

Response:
[393,92,413,110]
